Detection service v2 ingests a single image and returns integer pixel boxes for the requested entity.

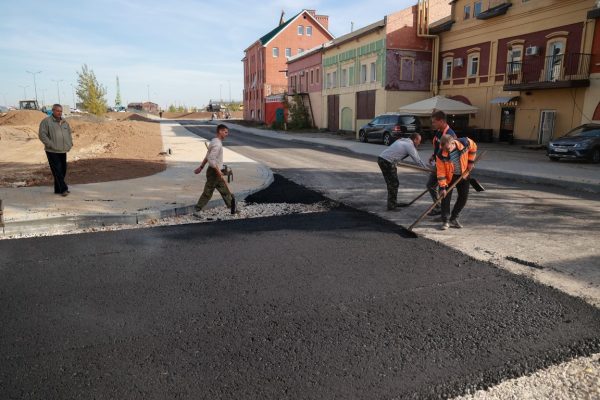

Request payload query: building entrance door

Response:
[327,95,340,132]
[499,107,515,143]
[538,110,556,144]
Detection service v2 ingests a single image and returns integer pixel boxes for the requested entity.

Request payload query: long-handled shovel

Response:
[407,151,487,234]
[396,187,431,208]
[396,162,486,193]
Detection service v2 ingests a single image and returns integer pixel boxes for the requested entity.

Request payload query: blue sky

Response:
[1,0,415,109]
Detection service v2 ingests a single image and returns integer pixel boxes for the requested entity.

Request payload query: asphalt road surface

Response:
[1,176,599,399]
[181,122,600,306]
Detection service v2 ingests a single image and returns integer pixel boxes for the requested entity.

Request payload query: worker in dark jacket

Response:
[427,110,457,215]
[38,104,73,196]
[436,134,477,230]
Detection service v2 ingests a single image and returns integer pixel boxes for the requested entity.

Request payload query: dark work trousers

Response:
[427,170,440,209]
[377,157,399,209]
[45,151,68,194]
[441,175,470,222]
[196,167,233,211]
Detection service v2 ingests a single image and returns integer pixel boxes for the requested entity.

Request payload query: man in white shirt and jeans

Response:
[377,133,427,211]
[193,124,233,213]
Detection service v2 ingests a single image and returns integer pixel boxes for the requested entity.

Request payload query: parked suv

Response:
[547,124,600,163]
[359,114,421,146]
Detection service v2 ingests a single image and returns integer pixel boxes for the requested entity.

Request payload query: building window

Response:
[468,54,479,77]
[298,48,304,54]
[332,70,337,88]
[507,45,523,74]
[316,68,320,83]
[474,1,482,17]
[272,47,279,58]
[400,57,414,81]
[310,69,314,85]
[306,26,312,36]
[326,73,331,89]
[360,64,367,83]
[285,48,291,58]
[443,58,453,80]
[298,25,304,35]
[370,62,376,82]
[341,68,348,87]
[464,5,471,20]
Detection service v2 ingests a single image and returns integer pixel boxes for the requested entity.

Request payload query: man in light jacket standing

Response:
[38,104,73,196]
[378,133,428,211]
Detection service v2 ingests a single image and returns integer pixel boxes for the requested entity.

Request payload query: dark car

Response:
[547,124,600,163]
[359,114,421,146]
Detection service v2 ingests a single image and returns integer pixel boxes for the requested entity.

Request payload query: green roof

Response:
[259,11,302,45]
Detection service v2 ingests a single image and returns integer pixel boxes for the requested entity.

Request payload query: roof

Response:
[327,19,385,48]
[286,42,330,64]
[254,10,334,48]
[259,11,303,45]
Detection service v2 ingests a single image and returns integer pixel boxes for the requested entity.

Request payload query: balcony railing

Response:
[504,53,591,90]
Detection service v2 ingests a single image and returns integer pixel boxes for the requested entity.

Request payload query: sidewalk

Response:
[221,122,600,193]
[0,122,273,236]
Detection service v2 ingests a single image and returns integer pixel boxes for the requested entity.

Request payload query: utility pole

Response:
[228,80,232,103]
[26,70,42,105]
[70,83,76,107]
[220,84,223,103]
[115,76,122,107]
[18,85,29,99]
[41,89,47,107]
[51,79,63,104]
[147,85,150,102]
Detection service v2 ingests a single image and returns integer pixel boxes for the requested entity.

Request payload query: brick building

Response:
[242,10,334,122]
[436,0,599,144]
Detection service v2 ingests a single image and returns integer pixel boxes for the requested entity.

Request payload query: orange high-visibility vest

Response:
[436,137,477,188]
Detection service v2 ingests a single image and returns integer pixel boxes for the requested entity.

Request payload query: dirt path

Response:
[0,111,166,187]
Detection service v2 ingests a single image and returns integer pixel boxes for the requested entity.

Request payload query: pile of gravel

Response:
[0,200,334,240]
[453,353,600,399]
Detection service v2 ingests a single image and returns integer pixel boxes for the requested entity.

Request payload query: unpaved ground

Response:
[0,111,165,187]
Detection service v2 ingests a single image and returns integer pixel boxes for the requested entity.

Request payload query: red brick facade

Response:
[243,10,333,121]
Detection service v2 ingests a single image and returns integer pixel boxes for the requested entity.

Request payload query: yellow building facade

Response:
[436,0,598,144]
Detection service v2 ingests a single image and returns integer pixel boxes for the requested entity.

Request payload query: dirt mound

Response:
[0,110,46,126]
[0,117,165,188]
[106,112,157,123]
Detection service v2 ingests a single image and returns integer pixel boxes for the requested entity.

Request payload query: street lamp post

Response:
[18,85,29,99]
[51,79,63,104]
[70,83,76,107]
[26,70,42,106]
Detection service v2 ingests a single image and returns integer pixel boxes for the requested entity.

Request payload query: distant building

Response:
[242,9,334,122]
[128,102,159,114]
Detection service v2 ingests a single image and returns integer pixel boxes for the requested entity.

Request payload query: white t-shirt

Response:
[206,138,223,170]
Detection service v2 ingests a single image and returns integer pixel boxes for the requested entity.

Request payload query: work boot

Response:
[440,221,450,230]
[450,219,463,229]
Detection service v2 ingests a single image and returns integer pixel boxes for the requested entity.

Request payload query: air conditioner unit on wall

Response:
[525,46,539,56]
[300,71,305,76]
[454,58,463,67]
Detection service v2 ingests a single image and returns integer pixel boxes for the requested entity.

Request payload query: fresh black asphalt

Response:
[1,176,599,399]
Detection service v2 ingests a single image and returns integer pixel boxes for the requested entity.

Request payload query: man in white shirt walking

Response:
[377,133,427,211]
[193,124,233,213]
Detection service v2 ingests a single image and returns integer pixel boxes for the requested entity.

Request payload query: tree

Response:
[168,104,177,112]
[76,65,108,116]
[284,93,311,130]
[228,102,242,112]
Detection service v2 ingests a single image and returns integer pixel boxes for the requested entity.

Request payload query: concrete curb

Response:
[1,164,274,237]
[218,121,600,194]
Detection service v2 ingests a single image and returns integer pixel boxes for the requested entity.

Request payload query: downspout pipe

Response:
[416,0,440,96]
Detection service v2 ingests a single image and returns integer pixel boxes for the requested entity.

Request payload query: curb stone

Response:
[1,165,274,237]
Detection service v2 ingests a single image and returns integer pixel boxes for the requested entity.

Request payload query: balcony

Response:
[504,53,591,91]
